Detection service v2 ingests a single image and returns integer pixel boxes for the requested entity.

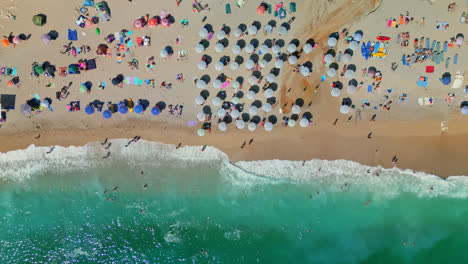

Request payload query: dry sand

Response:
[0,0,467,177]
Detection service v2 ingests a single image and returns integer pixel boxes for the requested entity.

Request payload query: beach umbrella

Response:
[441,72,451,85]
[344,70,355,79]
[248,25,257,35]
[151,107,160,115]
[148,18,157,27]
[245,44,255,54]
[13,36,20,44]
[215,61,224,71]
[236,119,245,129]
[20,103,32,116]
[217,108,226,117]
[328,37,337,48]
[264,88,274,98]
[259,44,269,54]
[212,79,222,89]
[215,43,224,53]
[288,56,298,65]
[232,97,240,104]
[259,59,268,68]
[197,79,207,89]
[103,110,112,119]
[349,40,358,50]
[119,105,128,114]
[134,105,143,114]
[248,75,258,85]
[197,112,206,122]
[288,119,296,127]
[217,30,226,40]
[160,49,168,58]
[85,105,94,114]
[461,106,468,115]
[231,109,240,118]
[233,27,242,37]
[2,38,9,47]
[262,103,272,112]
[249,105,258,115]
[300,118,309,127]
[195,43,205,53]
[278,26,287,36]
[264,24,273,34]
[232,44,241,54]
[353,31,363,42]
[195,96,205,105]
[456,33,464,46]
[303,43,313,54]
[245,59,255,69]
[340,105,350,114]
[134,19,144,29]
[275,59,284,68]
[257,5,266,14]
[342,53,352,63]
[199,27,209,38]
[197,128,206,136]
[41,34,51,44]
[272,45,281,54]
[346,84,357,94]
[331,87,341,97]
[247,90,256,100]
[161,18,170,27]
[232,81,241,90]
[266,73,276,83]
[287,43,297,53]
[212,97,222,106]
[264,122,273,131]
[218,122,227,131]
[292,105,301,114]
[197,60,207,70]
[324,54,333,63]
[248,122,257,131]
[230,61,239,70]
[301,67,310,76]
[80,84,87,93]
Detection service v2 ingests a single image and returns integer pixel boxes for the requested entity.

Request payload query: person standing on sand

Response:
[367,132,373,139]
[241,141,246,148]
[101,137,108,146]
[333,118,338,126]
[248,138,254,145]
[176,143,182,149]
[201,145,207,152]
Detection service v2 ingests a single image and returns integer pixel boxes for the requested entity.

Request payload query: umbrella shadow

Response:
[251,115,261,124]
[263,54,273,62]
[139,99,150,110]
[252,70,262,78]
[222,25,231,34]
[237,39,246,49]
[276,39,285,47]
[280,22,290,31]
[219,38,229,47]
[238,23,247,32]
[344,48,354,56]
[241,113,250,122]
[290,114,299,121]
[203,105,212,114]
[252,21,261,30]
[91,99,104,108]
[347,64,357,71]
[250,38,259,47]
[306,38,315,46]
[236,91,244,99]
[303,61,313,70]
[250,54,259,63]
[268,115,278,124]
[290,39,300,47]
[200,39,210,48]
[236,76,244,85]
[330,32,340,40]
[268,20,277,27]
[235,56,244,65]
[250,85,260,93]
[18,33,32,40]
[349,79,358,86]
[270,68,280,76]
[200,90,210,99]
[268,83,278,91]
[334,81,344,89]
[216,73,226,82]
[461,101,468,107]
[202,54,212,64]
[252,100,263,108]
[204,24,213,32]
[329,63,339,70]
[295,98,305,107]
[217,91,227,100]
[278,53,288,61]
[156,101,166,110]
[267,97,276,105]
[48,30,59,40]
[303,112,313,120]
[264,39,273,48]
[326,49,336,56]
[200,74,211,84]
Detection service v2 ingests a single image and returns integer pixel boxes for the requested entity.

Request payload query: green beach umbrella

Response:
[34,66,43,74]
[96,28,100,35]
[232,81,240,89]
[288,119,296,127]
[80,84,87,93]
[197,128,206,136]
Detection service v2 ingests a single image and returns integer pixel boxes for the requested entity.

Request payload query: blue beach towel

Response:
[444,41,448,52]
[454,54,458,64]
[367,85,372,92]
[431,40,436,50]
[426,38,430,49]
[68,29,78,41]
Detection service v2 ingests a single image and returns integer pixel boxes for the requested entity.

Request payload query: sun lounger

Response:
[226,4,231,14]
[424,97,430,105]
[444,41,448,52]
[268,4,272,14]
[454,54,458,64]
[445,57,450,69]
[1,67,5,75]
[138,79,143,86]
[436,53,440,64]
[290,2,296,12]
[426,38,430,49]
[436,42,440,53]
[133,77,139,85]
[418,98,423,106]
[440,52,444,62]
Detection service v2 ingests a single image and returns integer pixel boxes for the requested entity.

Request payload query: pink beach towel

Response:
[387,18,392,28]
[207,32,214,40]
[222,81,230,89]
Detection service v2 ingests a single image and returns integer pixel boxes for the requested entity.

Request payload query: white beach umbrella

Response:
[217,108,226,118]
[199,28,208,38]
[262,103,272,112]
[233,27,242,37]
[195,96,205,105]
[248,122,257,131]
[288,119,296,127]
[259,59,268,68]
[331,87,341,97]
[287,43,297,53]
[349,40,358,50]
[248,25,257,35]
[456,35,464,46]
[212,97,222,106]
[230,109,240,119]
[197,79,207,89]
[245,44,255,54]
[301,67,310,76]
[197,60,207,70]
[247,90,256,100]
[340,105,350,114]
[236,119,245,129]
[264,88,274,98]
[264,24,273,33]
[197,112,206,122]
[461,106,468,115]
[342,53,352,63]
[264,122,273,131]
[232,81,240,90]
[259,44,269,54]
[288,56,298,65]
[218,122,227,131]
[275,59,284,68]
[215,43,224,53]
[303,43,313,54]
[300,118,309,127]
[328,37,337,47]
[232,44,241,54]
[278,26,287,36]
[195,44,205,53]
[231,97,240,104]
[327,68,336,77]
[266,73,276,83]
[215,62,224,71]
[245,59,255,69]
[249,105,258,115]
[272,45,281,54]
[344,70,355,79]
[248,75,257,85]
[213,79,222,89]
[324,54,333,63]
[346,85,357,94]
[197,128,206,136]
[217,30,226,40]
[230,61,239,70]
[292,105,301,114]
[353,31,363,42]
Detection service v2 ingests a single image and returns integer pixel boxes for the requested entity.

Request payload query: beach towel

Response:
[431,40,436,51]
[399,16,404,24]
[426,66,434,73]
[127,40,133,47]
[454,54,458,64]
[75,16,86,28]
[426,38,430,49]
[207,32,213,40]
[444,41,448,52]
[85,59,96,70]
[222,81,230,89]
[83,0,94,6]
[387,18,392,27]
[290,2,296,12]
[445,57,451,69]
[367,85,372,93]
[418,98,424,106]
[226,4,231,14]
[68,29,78,41]
[418,77,428,87]
[12,68,16,75]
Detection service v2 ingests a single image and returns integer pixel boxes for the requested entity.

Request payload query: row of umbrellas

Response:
[84,105,161,118]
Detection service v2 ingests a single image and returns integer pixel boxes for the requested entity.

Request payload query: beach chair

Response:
[226,4,231,14]
[1,67,5,75]
[426,38,430,49]
[268,4,272,14]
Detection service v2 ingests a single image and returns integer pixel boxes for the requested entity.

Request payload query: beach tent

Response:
[32,14,46,26]
[68,29,78,41]
[451,71,465,89]
[417,76,428,87]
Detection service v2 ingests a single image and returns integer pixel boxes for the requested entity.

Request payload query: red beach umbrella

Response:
[134,19,144,29]
[376,36,391,41]
[85,19,93,28]
[148,18,157,27]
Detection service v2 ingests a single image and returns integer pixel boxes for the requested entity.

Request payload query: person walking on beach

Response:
[367,132,373,139]
[392,155,398,165]
[241,141,246,148]
[248,138,254,145]
[103,152,111,159]
[176,143,182,149]
[101,137,108,146]
[46,146,55,154]
[201,145,207,152]
[332,118,338,126]
[370,114,376,122]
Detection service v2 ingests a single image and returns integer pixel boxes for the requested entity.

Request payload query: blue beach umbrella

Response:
[134,104,143,114]
[85,105,94,114]
[441,72,451,85]
[119,105,128,114]
[103,110,112,119]
[151,107,160,115]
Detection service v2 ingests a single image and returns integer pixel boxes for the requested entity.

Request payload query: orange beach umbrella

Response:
[256,5,266,15]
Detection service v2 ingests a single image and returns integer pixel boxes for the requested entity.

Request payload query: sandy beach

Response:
[0,0,467,177]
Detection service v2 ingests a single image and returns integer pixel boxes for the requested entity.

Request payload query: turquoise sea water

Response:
[1,140,468,263]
